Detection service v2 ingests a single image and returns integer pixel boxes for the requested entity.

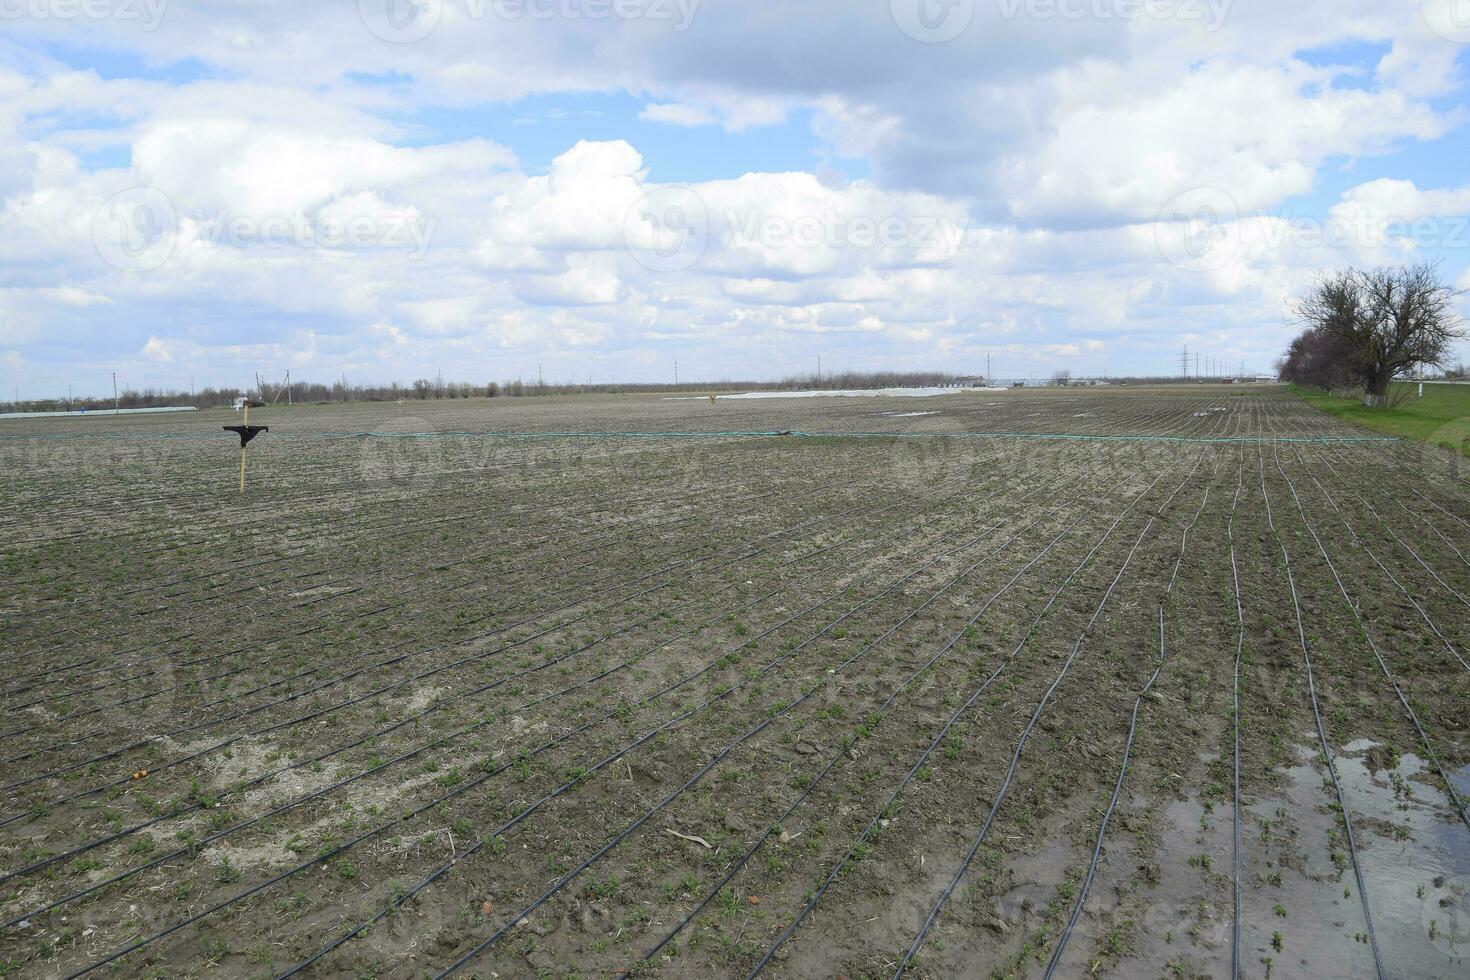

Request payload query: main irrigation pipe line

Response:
[745,459,1187,980]
[0,478,972,891]
[43,464,1079,977]
[887,459,1198,979]
[1266,446,1385,980]
[1040,450,1222,978]
[379,468,1126,980]
[616,475,1132,977]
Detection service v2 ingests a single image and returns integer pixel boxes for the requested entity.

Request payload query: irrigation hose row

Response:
[888,461,1192,978]
[1039,451,1222,977]
[295,476,1106,980]
[0,473,986,891]
[50,464,1094,978]
[744,459,1186,978]
[1267,448,1385,980]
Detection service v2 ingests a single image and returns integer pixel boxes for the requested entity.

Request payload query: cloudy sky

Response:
[3,0,1470,396]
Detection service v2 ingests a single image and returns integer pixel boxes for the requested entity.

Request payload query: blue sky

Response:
[2,1,1469,398]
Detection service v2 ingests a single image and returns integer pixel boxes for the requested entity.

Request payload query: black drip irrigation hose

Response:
[1277,452,1470,834]
[0,550,709,808]
[1042,606,1167,979]
[1039,452,1220,977]
[619,478,1123,978]
[5,477,879,778]
[1228,449,1245,980]
[1,470,979,803]
[0,477,789,724]
[1270,472,1386,980]
[889,490,1168,978]
[745,460,1183,979]
[0,485,943,894]
[1302,460,1470,674]
[274,471,1104,979]
[47,471,1059,978]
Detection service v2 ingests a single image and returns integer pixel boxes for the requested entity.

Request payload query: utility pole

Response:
[112,372,119,414]
[674,359,678,386]
[986,352,991,384]
[1195,352,1200,378]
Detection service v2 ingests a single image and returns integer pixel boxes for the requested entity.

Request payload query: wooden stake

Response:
[239,403,249,494]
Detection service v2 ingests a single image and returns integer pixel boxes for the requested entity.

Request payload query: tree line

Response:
[2,370,978,414]
[1279,263,1465,406]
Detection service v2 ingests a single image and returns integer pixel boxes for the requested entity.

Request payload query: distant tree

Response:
[411,378,432,399]
[485,382,499,397]
[1294,263,1465,406]
[1050,369,1071,386]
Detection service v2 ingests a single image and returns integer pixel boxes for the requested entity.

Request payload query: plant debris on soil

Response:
[0,384,1467,979]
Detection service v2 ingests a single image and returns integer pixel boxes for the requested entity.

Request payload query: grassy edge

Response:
[1285,382,1470,458]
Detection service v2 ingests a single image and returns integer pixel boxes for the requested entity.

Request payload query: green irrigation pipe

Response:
[0,429,1400,445]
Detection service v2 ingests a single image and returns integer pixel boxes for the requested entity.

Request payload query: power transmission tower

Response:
[1180,346,1189,380]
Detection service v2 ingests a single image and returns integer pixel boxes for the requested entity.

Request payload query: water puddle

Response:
[1240,739,1468,977]
[1333,739,1470,976]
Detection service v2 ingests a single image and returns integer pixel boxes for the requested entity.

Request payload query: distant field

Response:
[1289,382,1470,457]
[1,387,1467,978]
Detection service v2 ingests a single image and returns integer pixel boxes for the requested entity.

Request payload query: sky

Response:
[3,0,1470,396]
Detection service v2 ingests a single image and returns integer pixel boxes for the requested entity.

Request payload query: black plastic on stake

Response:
[223,400,268,492]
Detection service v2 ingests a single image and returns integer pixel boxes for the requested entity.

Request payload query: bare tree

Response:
[1277,325,1352,391]
[1295,263,1465,406]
